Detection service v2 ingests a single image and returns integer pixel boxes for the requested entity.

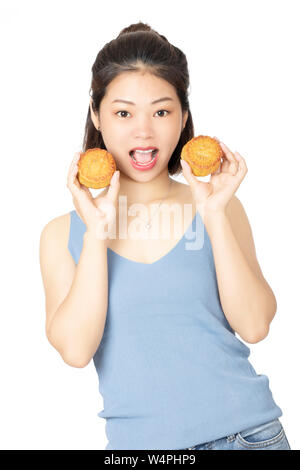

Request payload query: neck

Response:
[105,170,173,206]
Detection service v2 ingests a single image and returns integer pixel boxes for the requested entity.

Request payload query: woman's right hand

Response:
[67,151,120,241]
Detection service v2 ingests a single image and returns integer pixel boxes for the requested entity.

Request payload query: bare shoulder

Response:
[226,195,254,234]
[226,194,253,240]
[39,211,75,275]
[225,195,245,221]
[39,211,75,278]
[40,212,70,241]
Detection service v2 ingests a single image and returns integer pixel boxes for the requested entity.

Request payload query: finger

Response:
[67,152,81,178]
[67,153,82,195]
[180,159,198,193]
[212,137,232,174]
[219,141,238,176]
[81,184,93,200]
[234,151,248,177]
[220,158,231,173]
[219,141,237,163]
[211,155,230,175]
[67,152,81,185]
[105,170,120,203]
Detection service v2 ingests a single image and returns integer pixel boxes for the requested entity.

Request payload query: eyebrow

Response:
[111,97,174,105]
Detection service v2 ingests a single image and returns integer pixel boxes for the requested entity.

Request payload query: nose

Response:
[133,116,154,139]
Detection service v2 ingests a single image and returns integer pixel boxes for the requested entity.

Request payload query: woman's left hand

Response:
[180,138,248,220]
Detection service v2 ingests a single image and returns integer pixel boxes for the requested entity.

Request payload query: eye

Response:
[116,110,130,118]
[155,109,169,117]
[115,109,170,118]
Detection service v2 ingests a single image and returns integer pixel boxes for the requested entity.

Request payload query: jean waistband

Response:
[239,419,280,438]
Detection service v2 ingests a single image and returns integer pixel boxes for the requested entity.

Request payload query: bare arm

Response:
[205,198,277,344]
[40,152,120,368]
[46,229,109,368]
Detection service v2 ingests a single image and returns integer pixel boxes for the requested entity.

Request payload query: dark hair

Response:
[83,21,194,176]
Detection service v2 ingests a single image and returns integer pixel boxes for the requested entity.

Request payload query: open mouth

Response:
[129,149,159,165]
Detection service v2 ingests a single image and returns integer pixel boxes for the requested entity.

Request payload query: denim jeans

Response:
[184,419,291,450]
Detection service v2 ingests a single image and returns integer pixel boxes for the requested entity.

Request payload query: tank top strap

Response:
[68,210,87,265]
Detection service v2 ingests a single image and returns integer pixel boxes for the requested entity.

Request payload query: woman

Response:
[39,22,291,450]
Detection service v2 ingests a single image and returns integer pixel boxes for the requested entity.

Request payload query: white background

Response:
[0,0,299,450]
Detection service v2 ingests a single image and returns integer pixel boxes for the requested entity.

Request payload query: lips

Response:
[129,150,159,170]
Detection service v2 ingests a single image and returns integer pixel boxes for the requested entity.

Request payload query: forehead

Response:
[104,71,178,103]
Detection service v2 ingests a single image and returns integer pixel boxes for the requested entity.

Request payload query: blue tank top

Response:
[67,208,282,450]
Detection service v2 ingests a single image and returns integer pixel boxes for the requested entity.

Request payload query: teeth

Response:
[131,149,156,154]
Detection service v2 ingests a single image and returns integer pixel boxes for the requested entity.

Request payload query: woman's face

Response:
[90,70,188,180]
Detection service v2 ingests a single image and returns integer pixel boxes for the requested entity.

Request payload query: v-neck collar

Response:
[107,210,199,266]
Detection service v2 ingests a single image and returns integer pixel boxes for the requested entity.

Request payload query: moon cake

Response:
[77,148,117,189]
[181,135,223,176]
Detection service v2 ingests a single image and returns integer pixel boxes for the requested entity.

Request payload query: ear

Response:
[89,98,100,130]
[182,110,188,131]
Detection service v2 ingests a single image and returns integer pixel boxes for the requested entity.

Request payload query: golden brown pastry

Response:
[181,135,223,176]
[77,148,117,189]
